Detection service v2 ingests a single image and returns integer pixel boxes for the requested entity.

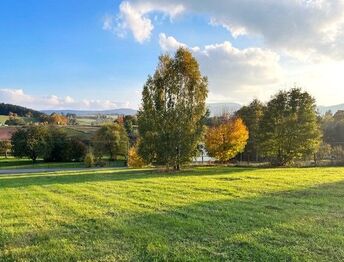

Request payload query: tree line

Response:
[0,103,44,118]
[1,48,342,168]
[6,122,129,165]
[235,89,321,165]
[134,48,327,169]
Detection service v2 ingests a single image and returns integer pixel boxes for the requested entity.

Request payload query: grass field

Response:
[0,115,40,125]
[1,167,344,261]
[0,115,9,123]
[0,158,126,170]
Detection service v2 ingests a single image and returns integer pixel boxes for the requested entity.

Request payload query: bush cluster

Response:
[11,126,87,162]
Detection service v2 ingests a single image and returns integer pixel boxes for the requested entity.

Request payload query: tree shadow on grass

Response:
[0,167,253,189]
[118,180,344,261]
[1,180,344,261]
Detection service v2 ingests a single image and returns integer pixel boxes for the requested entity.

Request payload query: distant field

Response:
[0,115,9,123]
[76,116,116,126]
[76,117,95,126]
[62,126,99,140]
[1,167,344,261]
[0,115,40,125]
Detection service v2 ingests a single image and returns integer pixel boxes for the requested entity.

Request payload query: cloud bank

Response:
[159,34,283,103]
[103,0,344,105]
[111,0,344,60]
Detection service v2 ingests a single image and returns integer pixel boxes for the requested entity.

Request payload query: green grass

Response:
[0,158,126,169]
[0,115,40,125]
[0,115,8,123]
[0,167,344,261]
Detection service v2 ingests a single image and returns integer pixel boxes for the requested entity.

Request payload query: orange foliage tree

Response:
[205,117,249,162]
[48,113,68,125]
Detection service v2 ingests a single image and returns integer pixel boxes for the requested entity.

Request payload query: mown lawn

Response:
[0,158,126,170]
[0,167,344,261]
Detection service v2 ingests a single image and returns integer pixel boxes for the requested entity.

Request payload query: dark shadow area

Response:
[1,180,344,261]
[0,167,253,189]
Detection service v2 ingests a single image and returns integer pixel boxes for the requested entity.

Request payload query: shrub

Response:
[84,151,95,168]
[95,160,107,167]
[128,145,145,168]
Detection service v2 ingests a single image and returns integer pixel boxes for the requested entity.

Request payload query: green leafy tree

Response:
[11,126,50,162]
[124,115,138,146]
[92,123,128,160]
[259,88,321,166]
[5,113,26,126]
[68,138,87,161]
[44,127,69,162]
[236,99,266,162]
[0,140,12,158]
[138,48,208,170]
[322,110,344,148]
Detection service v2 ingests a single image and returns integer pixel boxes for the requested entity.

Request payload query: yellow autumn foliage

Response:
[128,145,145,168]
[205,117,249,162]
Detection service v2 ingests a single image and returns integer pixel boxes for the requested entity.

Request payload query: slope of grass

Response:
[0,167,344,261]
[0,115,8,123]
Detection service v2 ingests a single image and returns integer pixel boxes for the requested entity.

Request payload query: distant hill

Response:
[207,103,242,116]
[207,102,344,116]
[42,104,243,117]
[0,103,45,118]
[43,104,243,117]
[42,108,138,116]
[318,104,344,115]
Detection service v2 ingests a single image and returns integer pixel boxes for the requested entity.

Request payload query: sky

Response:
[0,0,344,110]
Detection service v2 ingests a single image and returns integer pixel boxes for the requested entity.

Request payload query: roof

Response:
[0,127,18,141]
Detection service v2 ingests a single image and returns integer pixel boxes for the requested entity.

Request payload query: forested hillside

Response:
[0,103,44,118]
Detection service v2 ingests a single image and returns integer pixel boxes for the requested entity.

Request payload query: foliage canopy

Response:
[205,117,249,162]
[138,48,208,170]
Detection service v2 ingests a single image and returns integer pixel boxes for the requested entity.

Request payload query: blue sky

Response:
[1,0,344,109]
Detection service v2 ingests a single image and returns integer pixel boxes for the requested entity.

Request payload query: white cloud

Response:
[197,42,283,103]
[115,0,344,59]
[159,33,186,51]
[159,35,283,103]
[116,1,154,43]
[159,33,200,52]
[285,61,344,105]
[107,1,344,105]
[0,89,130,110]
[105,1,184,43]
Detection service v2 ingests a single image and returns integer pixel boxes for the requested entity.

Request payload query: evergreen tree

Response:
[138,48,208,170]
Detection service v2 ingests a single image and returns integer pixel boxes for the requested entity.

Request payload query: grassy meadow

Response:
[0,115,9,124]
[0,167,344,261]
[0,157,126,170]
